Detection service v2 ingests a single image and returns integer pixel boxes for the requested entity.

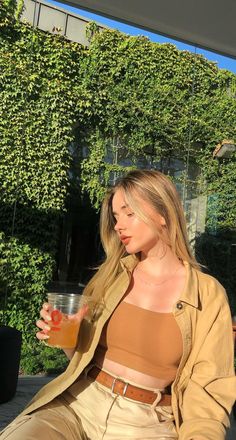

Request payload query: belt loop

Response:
[123,382,128,396]
[111,377,117,394]
[83,363,96,379]
[150,389,162,408]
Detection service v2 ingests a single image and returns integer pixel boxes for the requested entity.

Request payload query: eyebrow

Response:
[112,204,128,215]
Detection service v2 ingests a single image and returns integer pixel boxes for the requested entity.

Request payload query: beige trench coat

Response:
[18,256,236,439]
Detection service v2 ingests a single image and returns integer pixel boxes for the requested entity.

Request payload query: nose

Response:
[114,217,126,232]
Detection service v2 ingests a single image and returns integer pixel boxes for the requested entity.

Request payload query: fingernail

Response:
[45,325,51,331]
[46,315,52,321]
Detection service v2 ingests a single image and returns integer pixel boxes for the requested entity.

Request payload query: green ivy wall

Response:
[0,0,235,372]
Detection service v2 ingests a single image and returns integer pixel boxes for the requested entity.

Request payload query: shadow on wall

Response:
[195,230,236,316]
[0,196,102,295]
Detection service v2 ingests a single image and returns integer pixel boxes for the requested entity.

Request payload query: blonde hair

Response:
[83,169,200,302]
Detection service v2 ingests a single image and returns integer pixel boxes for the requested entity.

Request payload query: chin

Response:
[125,245,140,254]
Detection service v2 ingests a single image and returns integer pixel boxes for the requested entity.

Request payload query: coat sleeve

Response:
[179,283,236,440]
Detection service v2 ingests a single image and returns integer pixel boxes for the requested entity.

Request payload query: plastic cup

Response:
[46,293,87,349]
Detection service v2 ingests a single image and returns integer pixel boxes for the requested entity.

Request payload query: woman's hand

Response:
[36,302,89,359]
[36,302,52,341]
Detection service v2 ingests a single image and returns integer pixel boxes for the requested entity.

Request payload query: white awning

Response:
[56,0,236,59]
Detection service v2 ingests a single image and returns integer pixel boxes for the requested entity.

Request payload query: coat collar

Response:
[180,260,200,308]
[120,254,199,309]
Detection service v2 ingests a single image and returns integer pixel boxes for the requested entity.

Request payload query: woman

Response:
[1,169,235,439]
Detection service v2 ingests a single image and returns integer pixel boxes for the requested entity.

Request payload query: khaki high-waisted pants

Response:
[1,367,178,440]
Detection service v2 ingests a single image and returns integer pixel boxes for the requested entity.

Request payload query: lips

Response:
[120,235,131,245]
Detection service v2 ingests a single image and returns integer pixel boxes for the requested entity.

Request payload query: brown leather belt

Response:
[87,366,172,406]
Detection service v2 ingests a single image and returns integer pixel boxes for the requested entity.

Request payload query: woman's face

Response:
[112,188,166,257]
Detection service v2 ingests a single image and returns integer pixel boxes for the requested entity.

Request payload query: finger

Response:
[36,319,51,332]
[77,303,89,320]
[69,304,89,322]
[40,308,52,322]
[36,330,49,340]
[43,302,53,313]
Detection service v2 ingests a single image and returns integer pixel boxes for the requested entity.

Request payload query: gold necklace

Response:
[134,266,181,287]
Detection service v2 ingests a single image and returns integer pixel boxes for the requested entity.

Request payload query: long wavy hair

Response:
[83,169,200,302]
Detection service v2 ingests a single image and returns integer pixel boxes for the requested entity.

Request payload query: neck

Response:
[138,247,183,277]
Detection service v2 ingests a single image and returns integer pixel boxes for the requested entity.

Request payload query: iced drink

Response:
[46,293,85,349]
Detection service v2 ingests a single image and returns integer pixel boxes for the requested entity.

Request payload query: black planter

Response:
[0,325,22,404]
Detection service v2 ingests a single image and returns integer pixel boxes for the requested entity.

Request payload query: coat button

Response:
[176,302,183,310]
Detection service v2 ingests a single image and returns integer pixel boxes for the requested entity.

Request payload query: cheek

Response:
[132,218,156,237]
[131,217,145,232]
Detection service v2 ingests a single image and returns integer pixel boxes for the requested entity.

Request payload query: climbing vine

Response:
[80,30,236,221]
[0,0,89,372]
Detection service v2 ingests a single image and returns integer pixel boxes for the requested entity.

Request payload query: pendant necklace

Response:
[134,265,181,287]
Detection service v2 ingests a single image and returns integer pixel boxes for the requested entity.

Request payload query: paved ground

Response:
[0,376,235,438]
[0,376,55,430]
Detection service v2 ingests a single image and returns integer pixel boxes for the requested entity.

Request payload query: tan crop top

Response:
[97,301,183,381]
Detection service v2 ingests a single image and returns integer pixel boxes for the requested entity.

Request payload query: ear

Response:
[159,215,166,226]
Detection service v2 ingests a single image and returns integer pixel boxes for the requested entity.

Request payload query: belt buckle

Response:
[111,377,129,396]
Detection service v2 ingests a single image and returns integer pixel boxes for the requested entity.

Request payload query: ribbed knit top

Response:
[97,301,183,382]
